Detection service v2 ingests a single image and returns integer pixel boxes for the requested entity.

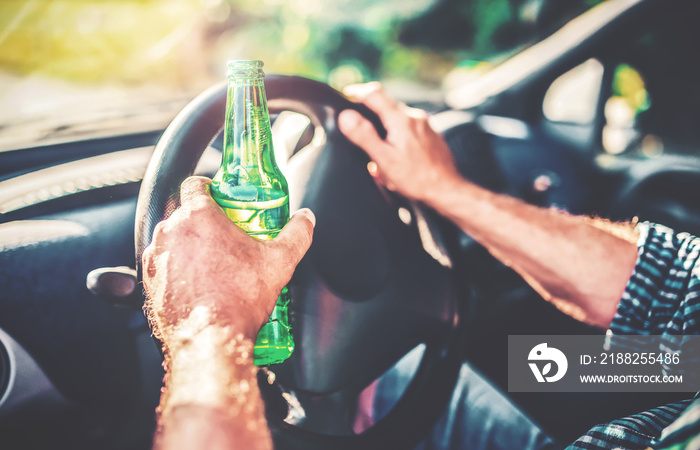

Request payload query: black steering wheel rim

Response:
[134,75,468,449]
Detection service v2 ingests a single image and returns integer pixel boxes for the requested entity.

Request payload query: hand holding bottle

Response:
[338,82,462,206]
[142,176,315,348]
[143,178,314,450]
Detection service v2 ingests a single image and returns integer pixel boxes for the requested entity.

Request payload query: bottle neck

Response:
[222,76,272,171]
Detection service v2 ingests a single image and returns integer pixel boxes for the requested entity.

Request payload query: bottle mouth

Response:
[227,60,265,78]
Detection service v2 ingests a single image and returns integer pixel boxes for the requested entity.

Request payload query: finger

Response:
[142,246,158,281]
[343,82,383,100]
[367,161,388,186]
[343,82,398,110]
[179,176,214,208]
[338,109,394,167]
[367,161,380,178]
[344,82,403,125]
[271,208,315,267]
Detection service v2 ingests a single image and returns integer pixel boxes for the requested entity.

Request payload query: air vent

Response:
[0,146,152,215]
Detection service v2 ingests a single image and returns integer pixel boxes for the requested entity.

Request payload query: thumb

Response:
[338,109,393,166]
[271,208,316,269]
[179,176,217,209]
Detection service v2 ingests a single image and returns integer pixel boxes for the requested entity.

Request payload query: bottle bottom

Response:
[254,288,294,366]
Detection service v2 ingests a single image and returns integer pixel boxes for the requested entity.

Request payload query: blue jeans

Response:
[373,346,560,449]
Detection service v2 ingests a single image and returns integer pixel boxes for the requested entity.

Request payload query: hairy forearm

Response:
[153,307,272,450]
[141,178,315,450]
[427,175,639,328]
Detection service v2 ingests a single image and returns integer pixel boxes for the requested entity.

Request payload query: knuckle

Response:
[407,111,428,126]
[406,106,427,119]
[182,175,207,191]
[179,176,211,204]
[152,220,168,239]
[364,91,383,107]
[356,117,375,133]
[186,202,210,218]
[416,112,430,125]
[365,87,390,107]
[142,245,154,261]
[366,81,383,93]
[142,247,159,280]
[181,176,197,189]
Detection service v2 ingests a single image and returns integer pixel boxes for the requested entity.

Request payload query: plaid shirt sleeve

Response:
[610,222,700,336]
[655,397,700,449]
[567,222,700,450]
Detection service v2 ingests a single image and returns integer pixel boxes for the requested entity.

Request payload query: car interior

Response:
[0,0,698,448]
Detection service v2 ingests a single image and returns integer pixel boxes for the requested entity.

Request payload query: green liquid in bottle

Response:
[214,192,289,239]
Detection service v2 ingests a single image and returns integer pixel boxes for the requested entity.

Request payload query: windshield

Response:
[0,0,600,150]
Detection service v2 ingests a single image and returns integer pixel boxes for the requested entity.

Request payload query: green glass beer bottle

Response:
[210,60,293,366]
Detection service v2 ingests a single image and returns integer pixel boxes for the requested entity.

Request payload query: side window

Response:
[602,11,700,157]
[601,64,652,155]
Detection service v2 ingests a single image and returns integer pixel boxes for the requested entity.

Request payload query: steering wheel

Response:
[135,76,468,449]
